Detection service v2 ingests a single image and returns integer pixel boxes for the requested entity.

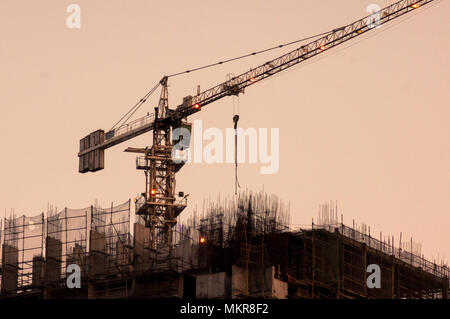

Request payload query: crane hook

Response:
[233,114,240,195]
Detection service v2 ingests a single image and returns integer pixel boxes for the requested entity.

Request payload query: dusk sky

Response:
[0,0,448,263]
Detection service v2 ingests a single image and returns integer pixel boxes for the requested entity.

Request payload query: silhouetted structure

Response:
[0,193,448,299]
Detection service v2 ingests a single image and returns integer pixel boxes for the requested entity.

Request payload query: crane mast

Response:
[77,0,435,251]
[125,77,187,251]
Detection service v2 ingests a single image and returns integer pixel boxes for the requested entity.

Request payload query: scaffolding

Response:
[46,207,88,286]
[1,213,44,295]
[282,201,450,299]
[309,223,450,284]
[0,195,448,299]
[90,200,132,278]
[173,191,290,298]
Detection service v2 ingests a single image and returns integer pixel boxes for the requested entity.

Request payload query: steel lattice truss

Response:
[173,0,433,120]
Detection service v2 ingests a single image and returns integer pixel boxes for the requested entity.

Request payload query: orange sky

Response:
[0,0,448,262]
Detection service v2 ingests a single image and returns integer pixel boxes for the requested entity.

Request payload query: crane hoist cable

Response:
[109,80,161,132]
[108,17,395,131]
[166,30,334,78]
[108,29,337,132]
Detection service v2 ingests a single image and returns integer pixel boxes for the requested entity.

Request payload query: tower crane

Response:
[77,0,435,250]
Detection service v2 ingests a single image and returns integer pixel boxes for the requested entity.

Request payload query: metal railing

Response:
[135,194,188,214]
[299,222,450,281]
[106,112,155,141]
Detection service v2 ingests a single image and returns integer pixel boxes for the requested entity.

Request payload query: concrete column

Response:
[1,244,19,295]
[362,243,367,297]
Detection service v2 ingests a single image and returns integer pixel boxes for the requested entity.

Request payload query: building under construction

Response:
[15,0,443,301]
[0,191,448,299]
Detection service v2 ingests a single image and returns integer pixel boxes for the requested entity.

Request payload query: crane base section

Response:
[135,200,187,220]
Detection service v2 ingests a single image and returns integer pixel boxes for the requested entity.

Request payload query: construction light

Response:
[320,45,326,51]
[249,77,256,82]
[411,3,419,8]
[150,189,156,196]
[194,103,200,109]
[199,237,206,244]
[356,29,363,34]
